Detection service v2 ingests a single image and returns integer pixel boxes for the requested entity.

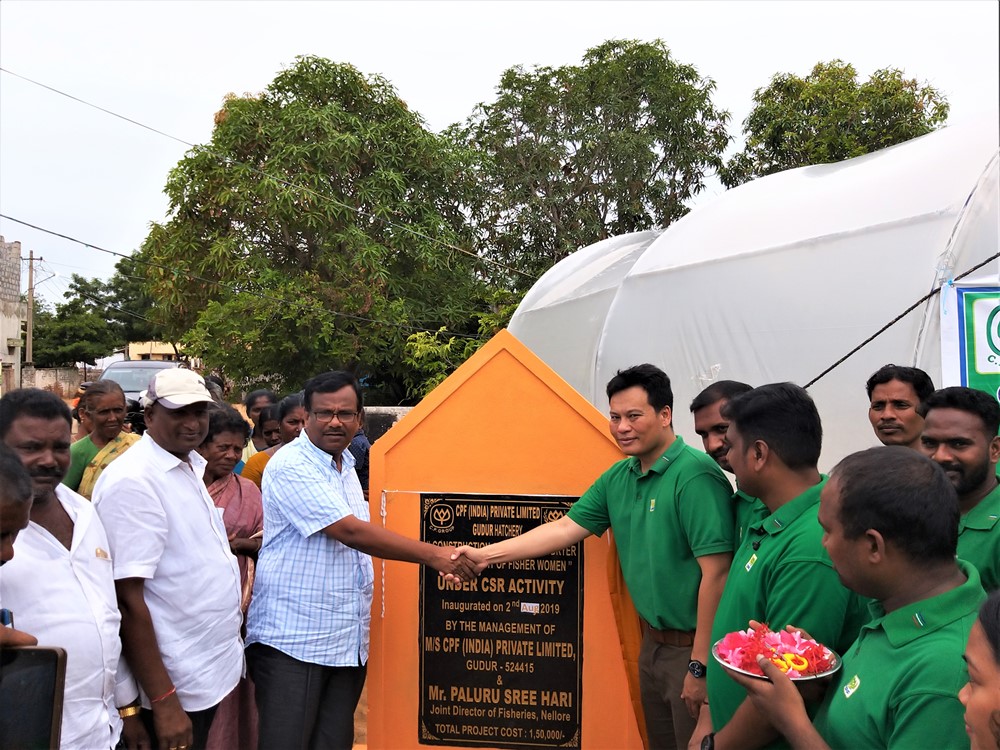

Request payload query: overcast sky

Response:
[1,0,997,306]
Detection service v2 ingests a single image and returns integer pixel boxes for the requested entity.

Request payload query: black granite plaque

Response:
[419,494,583,749]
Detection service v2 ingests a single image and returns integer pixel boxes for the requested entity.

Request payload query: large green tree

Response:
[721,60,949,188]
[452,39,731,291]
[106,254,166,345]
[46,266,166,355]
[29,297,118,368]
[140,56,485,401]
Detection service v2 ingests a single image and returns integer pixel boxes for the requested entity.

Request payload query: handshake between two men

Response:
[438,513,589,584]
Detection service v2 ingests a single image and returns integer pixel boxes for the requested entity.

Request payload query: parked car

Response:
[98,360,181,401]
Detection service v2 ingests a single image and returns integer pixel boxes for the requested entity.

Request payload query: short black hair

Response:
[202,405,251,447]
[0,389,73,439]
[721,383,821,469]
[278,393,305,421]
[690,380,753,413]
[919,386,1000,439]
[303,372,362,412]
[832,446,958,563]
[606,364,673,411]
[979,590,1000,665]
[243,389,277,411]
[865,364,935,401]
[0,446,33,507]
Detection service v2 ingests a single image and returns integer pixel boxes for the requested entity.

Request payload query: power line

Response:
[1,214,482,339]
[1,66,193,148]
[0,66,536,282]
[32,264,143,324]
[803,251,1000,389]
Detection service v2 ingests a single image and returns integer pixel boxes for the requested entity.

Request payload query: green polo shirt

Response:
[568,436,734,631]
[707,478,869,734]
[813,561,984,749]
[958,480,1000,591]
[734,489,768,552]
[63,435,99,491]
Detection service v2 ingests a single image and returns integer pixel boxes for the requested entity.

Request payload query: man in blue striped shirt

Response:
[246,370,473,750]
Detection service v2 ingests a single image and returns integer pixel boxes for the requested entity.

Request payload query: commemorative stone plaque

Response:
[419,494,584,748]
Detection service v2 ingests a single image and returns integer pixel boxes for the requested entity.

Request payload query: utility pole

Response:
[26,249,34,365]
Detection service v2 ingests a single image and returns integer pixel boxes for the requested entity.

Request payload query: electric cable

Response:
[0,66,537,281]
[803,251,1000,388]
[2,213,482,339]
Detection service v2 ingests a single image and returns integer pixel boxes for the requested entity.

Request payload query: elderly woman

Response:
[198,405,263,750]
[63,380,139,499]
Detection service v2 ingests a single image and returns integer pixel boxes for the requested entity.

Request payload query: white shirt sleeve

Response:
[94,475,167,580]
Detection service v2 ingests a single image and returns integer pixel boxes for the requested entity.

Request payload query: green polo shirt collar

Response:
[628,435,687,478]
[960,479,1000,532]
[864,560,984,648]
[752,477,827,537]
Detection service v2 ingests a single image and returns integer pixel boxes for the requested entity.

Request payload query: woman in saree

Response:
[198,405,264,750]
[63,380,139,499]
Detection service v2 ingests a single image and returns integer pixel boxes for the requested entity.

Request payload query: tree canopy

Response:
[111,47,953,398]
[29,284,119,368]
[452,39,731,291]
[140,55,485,400]
[721,60,949,188]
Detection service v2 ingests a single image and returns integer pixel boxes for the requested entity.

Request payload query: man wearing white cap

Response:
[94,369,243,750]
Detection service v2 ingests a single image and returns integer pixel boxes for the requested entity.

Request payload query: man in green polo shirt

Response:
[694,384,867,750]
[690,381,768,550]
[724,446,983,750]
[455,364,735,750]
[865,363,935,450]
[918,386,1000,591]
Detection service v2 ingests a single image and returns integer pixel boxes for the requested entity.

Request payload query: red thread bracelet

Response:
[150,686,176,704]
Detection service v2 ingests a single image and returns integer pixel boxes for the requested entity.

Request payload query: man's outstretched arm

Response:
[453,515,592,573]
[323,515,478,581]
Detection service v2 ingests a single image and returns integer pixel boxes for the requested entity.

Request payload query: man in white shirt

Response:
[0,388,138,749]
[94,369,243,750]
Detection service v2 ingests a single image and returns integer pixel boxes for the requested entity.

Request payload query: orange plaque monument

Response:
[367,330,644,750]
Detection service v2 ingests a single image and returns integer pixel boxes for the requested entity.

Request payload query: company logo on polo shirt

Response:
[744,553,758,572]
[428,503,455,533]
[843,675,861,698]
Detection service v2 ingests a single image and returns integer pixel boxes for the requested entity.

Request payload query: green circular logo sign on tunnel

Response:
[988,304,1000,357]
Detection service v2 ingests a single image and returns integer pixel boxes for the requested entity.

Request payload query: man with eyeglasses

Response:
[245,370,475,750]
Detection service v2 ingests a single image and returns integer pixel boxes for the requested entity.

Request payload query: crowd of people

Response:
[0,362,998,750]
[448,363,1000,750]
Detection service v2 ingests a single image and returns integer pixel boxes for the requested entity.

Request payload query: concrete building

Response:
[0,236,27,393]
[126,340,181,361]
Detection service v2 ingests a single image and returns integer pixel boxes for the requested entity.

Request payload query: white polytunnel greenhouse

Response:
[509,119,1000,468]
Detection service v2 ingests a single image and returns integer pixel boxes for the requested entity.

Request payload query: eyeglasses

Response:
[311,410,359,424]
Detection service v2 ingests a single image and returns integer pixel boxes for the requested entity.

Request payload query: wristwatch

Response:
[688,659,707,678]
[701,732,716,750]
